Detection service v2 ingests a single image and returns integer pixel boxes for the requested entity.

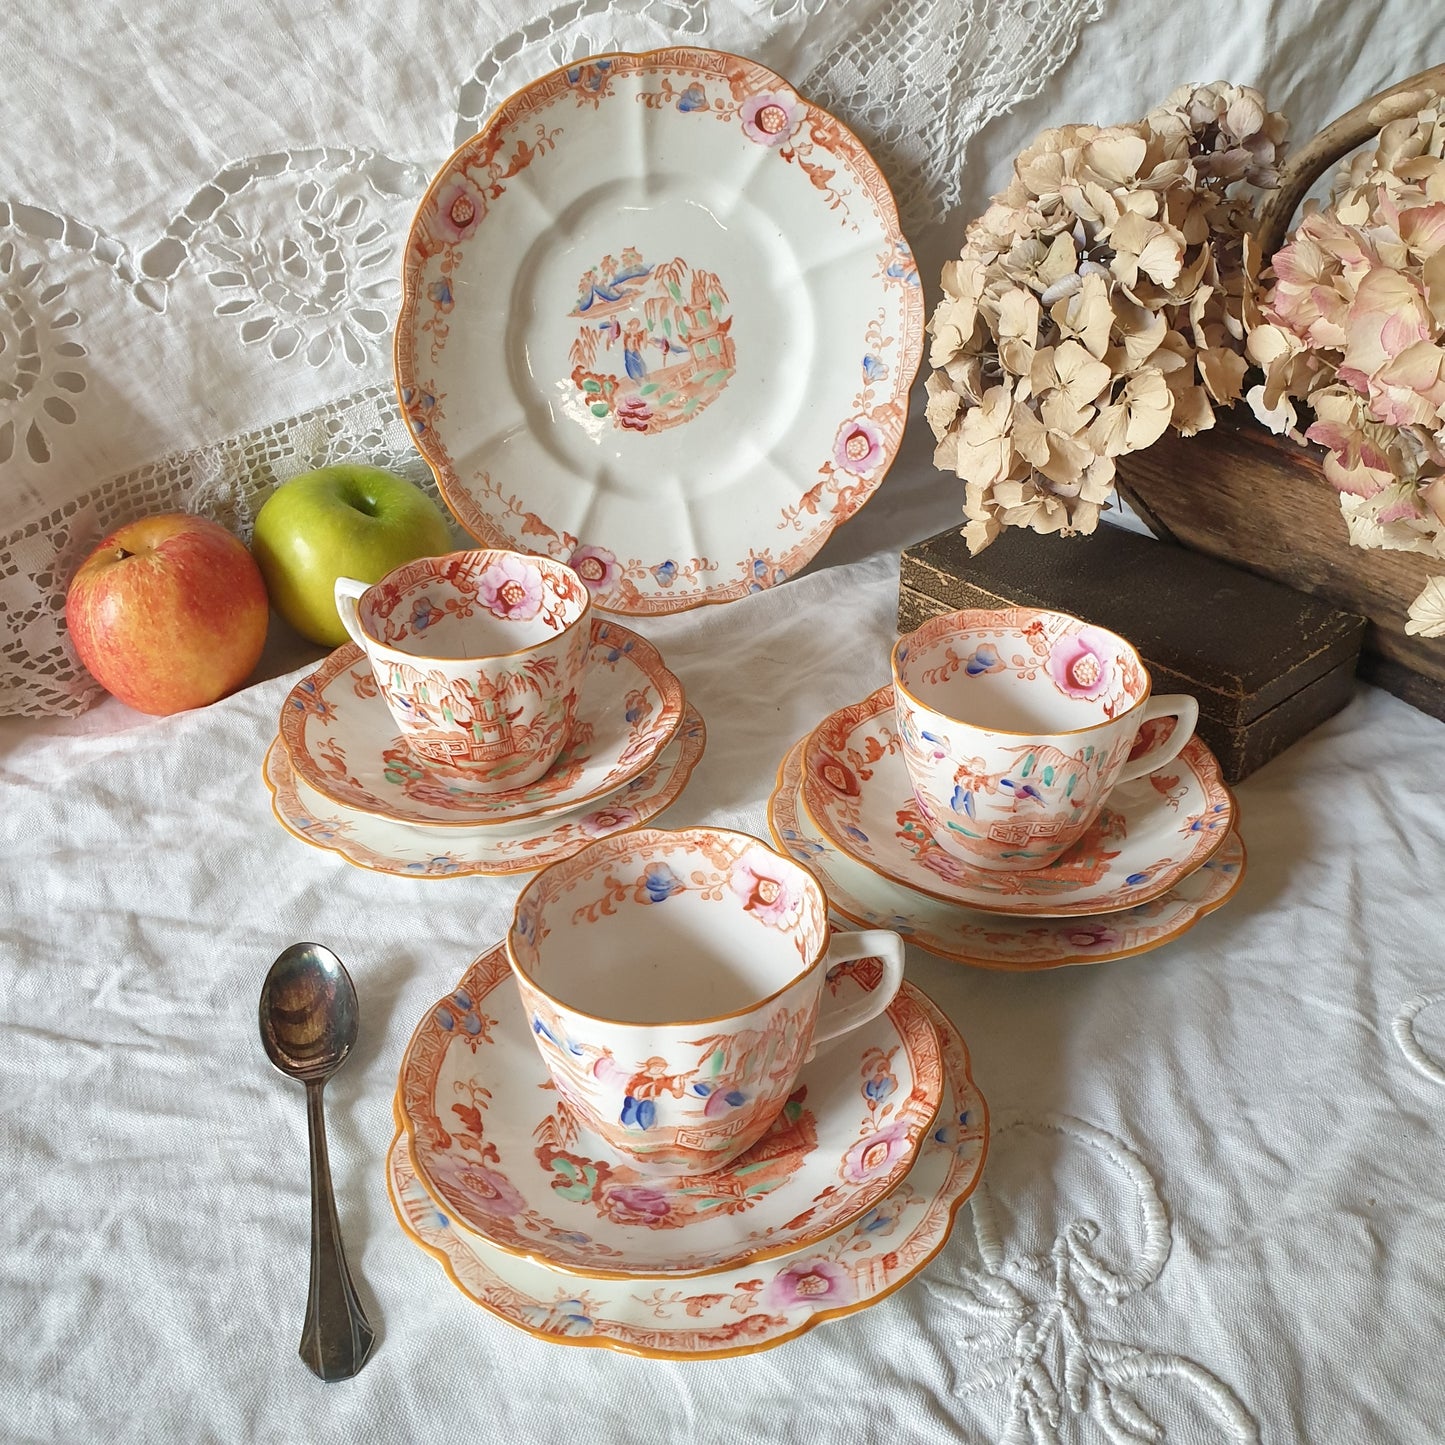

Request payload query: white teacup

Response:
[335,549,591,793]
[891,607,1198,872]
[507,826,905,1178]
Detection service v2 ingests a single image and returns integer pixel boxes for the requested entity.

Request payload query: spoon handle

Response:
[301,1078,376,1381]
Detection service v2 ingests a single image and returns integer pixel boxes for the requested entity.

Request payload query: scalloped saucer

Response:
[279,619,684,829]
[770,737,1246,970]
[398,941,942,1278]
[262,706,705,878]
[387,985,986,1358]
[802,687,1234,918]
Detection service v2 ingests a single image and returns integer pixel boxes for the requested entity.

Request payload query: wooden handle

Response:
[1255,63,1445,262]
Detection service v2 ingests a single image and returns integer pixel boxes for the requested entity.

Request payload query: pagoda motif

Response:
[567,248,736,435]
[390,662,525,769]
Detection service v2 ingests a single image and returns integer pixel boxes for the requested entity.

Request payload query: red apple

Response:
[66,514,270,715]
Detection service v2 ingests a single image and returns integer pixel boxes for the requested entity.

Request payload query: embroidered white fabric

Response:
[5,543,1445,1443]
[6,4,1445,1441]
[0,0,1104,716]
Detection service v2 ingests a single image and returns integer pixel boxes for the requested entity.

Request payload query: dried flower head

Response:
[1249,100,1445,632]
[927,82,1286,553]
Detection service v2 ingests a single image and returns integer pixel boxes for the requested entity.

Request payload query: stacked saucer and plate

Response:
[264,549,705,877]
[388,825,988,1359]
[770,608,1246,971]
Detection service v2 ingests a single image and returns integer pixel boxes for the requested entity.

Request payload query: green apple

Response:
[252,465,454,645]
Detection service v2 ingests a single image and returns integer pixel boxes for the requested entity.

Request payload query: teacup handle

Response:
[811,930,906,1052]
[333,577,371,651]
[1115,694,1200,784]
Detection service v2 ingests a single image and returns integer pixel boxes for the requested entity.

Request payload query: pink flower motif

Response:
[616,395,653,432]
[578,804,640,838]
[841,1122,913,1183]
[1059,922,1122,951]
[729,848,801,928]
[601,1184,673,1226]
[568,544,621,594]
[917,847,973,886]
[430,175,487,244]
[832,418,884,476]
[765,1257,854,1310]
[1046,629,1114,700]
[455,1163,525,1217]
[813,754,861,798]
[477,554,545,620]
[740,93,797,147]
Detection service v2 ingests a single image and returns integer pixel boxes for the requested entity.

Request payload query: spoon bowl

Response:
[259,942,376,1382]
[260,942,360,1082]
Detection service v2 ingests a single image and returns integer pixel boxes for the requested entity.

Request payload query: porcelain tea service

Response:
[267,549,706,874]
[269,44,1256,1356]
[773,604,1243,968]
[390,828,987,1360]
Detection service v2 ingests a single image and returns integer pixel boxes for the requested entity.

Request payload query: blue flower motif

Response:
[845,825,869,846]
[641,862,686,903]
[1125,870,1151,886]
[434,1005,456,1031]
[532,1015,562,1049]
[427,279,452,309]
[677,82,707,112]
[596,624,635,664]
[621,1095,657,1130]
[858,1205,895,1232]
[651,560,678,585]
[864,1074,896,1103]
[625,698,646,723]
[965,642,1002,675]
[862,353,883,381]
[949,784,975,819]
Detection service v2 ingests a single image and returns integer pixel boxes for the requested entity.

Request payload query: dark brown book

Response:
[898,522,1365,783]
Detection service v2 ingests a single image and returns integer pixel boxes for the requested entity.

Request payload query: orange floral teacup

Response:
[335,549,591,792]
[507,826,905,1177]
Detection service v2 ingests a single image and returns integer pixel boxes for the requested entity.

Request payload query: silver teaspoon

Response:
[259,942,376,1381]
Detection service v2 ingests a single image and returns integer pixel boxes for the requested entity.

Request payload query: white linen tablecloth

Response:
[4,535,1445,1444]
[7,1,1445,1440]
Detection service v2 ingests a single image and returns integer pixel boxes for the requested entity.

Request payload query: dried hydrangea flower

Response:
[927,81,1285,552]
[1249,101,1445,634]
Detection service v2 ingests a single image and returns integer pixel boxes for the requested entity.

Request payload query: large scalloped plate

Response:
[394,47,923,616]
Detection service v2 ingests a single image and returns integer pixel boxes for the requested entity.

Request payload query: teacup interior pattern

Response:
[360,550,590,659]
[894,607,1148,732]
[511,827,828,1024]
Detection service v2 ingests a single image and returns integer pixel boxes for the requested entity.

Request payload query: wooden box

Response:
[1114,411,1445,720]
[898,522,1366,783]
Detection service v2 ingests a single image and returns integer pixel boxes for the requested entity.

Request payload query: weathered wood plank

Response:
[1114,410,1445,713]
